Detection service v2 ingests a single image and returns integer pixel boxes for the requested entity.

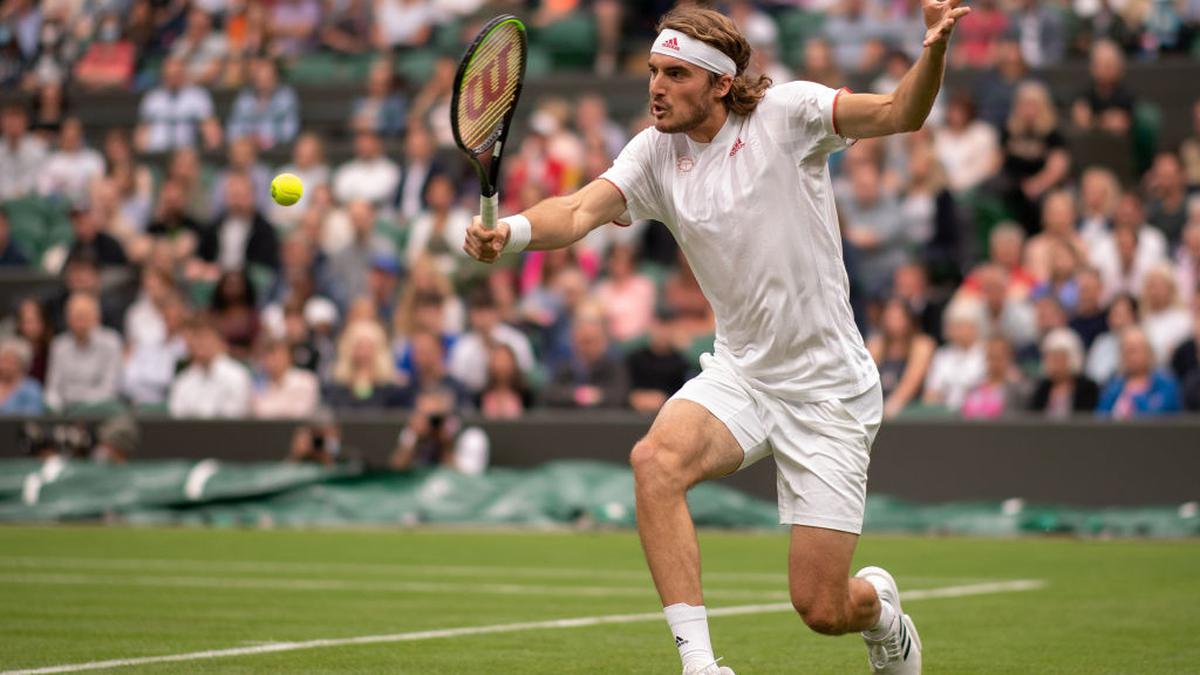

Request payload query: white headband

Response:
[650,28,737,77]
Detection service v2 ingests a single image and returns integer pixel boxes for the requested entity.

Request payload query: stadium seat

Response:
[1132,101,1162,176]
[778,10,825,69]
[532,12,597,71]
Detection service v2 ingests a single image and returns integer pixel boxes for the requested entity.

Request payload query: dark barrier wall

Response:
[4,414,1199,507]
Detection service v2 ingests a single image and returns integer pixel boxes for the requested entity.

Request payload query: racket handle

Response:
[480,193,499,231]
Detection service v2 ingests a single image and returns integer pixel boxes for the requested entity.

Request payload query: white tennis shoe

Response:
[682,658,735,675]
[856,566,922,674]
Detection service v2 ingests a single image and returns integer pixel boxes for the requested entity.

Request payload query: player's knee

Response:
[791,596,846,636]
[630,439,689,494]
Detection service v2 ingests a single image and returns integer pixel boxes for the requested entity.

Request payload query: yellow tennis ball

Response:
[270,173,303,206]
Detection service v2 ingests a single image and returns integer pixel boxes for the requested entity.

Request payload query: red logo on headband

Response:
[661,37,680,51]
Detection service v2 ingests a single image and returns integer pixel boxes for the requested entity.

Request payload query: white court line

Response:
[0,580,1045,675]
[0,572,788,601]
[0,556,997,587]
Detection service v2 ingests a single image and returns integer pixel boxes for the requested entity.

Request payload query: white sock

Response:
[664,603,715,668]
[865,596,898,639]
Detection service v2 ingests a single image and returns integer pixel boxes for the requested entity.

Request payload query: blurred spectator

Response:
[393,124,440,222]
[1072,40,1135,138]
[0,104,48,200]
[0,211,29,267]
[324,319,406,410]
[479,343,534,419]
[1030,240,1082,313]
[405,329,466,404]
[1177,219,1200,308]
[165,146,214,223]
[44,293,123,412]
[73,14,136,89]
[227,58,300,150]
[1073,0,1138,53]
[333,130,400,206]
[963,223,1036,301]
[1077,166,1121,248]
[123,267,175,350]
[961,336,1027,419]
[252,338,320,418]
[405,174,472,278]
[287,408,345,465]
[121,293,188,407]
[953,0,1008,68]
[1089,194,1168,302]
[593,243,655,343]
[998,81,1071,232]
[211,136,272,212]
[320,0,372,55]
[1138,263,1192,366]
[0,337,44,415]
[1169,314,1200,389]
[271,0,322,57]
[934,93,999,195]
[1086,293,1139,385]
[841,161,908,298]
[330,200,397,307]
[1010,0,1066,67]
[1069,266,1110,348]
[210,269,261,359]
[390,386,490,475]
[1097,326,1182,418]
[37,118,103,207]
[195,173,281,276]
[1143,151,1190,247]
[66,205,127,269]
[973,38,1030,129]
[409,56,454,147]
[91,413,140,464]
[448,287,536,395]
[30,82,67,137]
[1026,191,1088,284]
[1181,101,1200,187]
[267,133,329,229]
[146,178,202,261]
[352,60,407,137]
[545,313,629,409]
[798,37,844,91]
[14,299,50,382]
[135,56,222,154]
[575,94,626,161]
[169,8,227,86]
[222,0,270,86]
[373,0,434,50]
[1029,328,1100,417]
[823,0,888,73]
[1019,295,1072,369]
[924,300,987,412]
[626,312,689,414]
[869,298,936,419]
[168,316,253,418]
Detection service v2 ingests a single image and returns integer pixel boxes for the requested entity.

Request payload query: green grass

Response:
[1,527,1197,673]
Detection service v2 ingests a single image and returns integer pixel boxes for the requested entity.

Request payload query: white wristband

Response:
[501,214,532,254]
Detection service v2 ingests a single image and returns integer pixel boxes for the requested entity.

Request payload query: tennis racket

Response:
[450,15,529,232]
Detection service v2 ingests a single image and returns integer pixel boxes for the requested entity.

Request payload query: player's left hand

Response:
[922,0,971,48]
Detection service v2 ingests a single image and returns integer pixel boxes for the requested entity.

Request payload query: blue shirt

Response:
[1097,370,1182,417]
[0,378,44,415]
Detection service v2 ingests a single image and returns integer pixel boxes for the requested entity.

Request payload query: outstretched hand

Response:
[922,0,971,48]
[463,216,511,263]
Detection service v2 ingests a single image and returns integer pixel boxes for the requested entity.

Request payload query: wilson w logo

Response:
[465,43,515,120]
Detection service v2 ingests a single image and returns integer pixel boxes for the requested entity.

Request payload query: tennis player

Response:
[464,3,968,673]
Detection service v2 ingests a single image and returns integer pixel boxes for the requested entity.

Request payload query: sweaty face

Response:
[648,55,721,135]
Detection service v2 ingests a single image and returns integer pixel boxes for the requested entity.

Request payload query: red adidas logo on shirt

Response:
[729,137,745,157]
[661,37,680,51]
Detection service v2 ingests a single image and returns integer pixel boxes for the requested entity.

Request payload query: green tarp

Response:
[2,459,1196,537]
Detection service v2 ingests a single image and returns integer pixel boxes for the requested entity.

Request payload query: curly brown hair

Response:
[656,6,771,116]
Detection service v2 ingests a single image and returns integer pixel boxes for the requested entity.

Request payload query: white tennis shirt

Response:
[600,81,879,402]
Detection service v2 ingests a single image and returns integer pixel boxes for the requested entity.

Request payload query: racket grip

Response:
[480,193,499,231]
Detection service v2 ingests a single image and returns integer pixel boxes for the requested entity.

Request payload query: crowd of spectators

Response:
[0,0,1199,430]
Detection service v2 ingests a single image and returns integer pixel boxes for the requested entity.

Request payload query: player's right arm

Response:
[462,178,628,263]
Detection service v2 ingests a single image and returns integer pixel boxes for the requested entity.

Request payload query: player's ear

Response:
[715,74,734,99]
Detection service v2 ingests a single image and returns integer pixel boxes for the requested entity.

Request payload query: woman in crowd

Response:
[868,298,936,418]
[14,299,51,383]
[252,338,320,419]
[1097,326,1182,418]
[1086,293,1139,385]
[0,338,44,415]
[998,81,1071,233]
[593,243,656,344]
[961,335,1027,419]
[934,92,999,195]
[210,270,260,360]
[924,300,988,412]
[1025,190,1088,284]
[324,320,406,410]
[1138,263,1193,366]
[1029,328,1101,417]
[478,343,534,420]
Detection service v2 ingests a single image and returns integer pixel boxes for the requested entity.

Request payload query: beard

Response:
[653,94,714,134]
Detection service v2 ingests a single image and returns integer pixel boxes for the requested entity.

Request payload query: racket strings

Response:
[456,24,524,151]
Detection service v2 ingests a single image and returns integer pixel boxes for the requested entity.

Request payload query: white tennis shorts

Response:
[670,353,883,534]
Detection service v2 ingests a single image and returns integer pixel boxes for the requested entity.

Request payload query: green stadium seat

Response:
[525,45,554,79]
[247,263,277,303]
[287,53,341,86]
[1132,101,1162,176]
[395,50,439,84]
[778,10,825,69]
[533,12,597,70]
[64,399,127,417]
